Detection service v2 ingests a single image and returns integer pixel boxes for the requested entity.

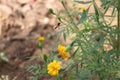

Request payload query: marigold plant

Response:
[26,0,120,80]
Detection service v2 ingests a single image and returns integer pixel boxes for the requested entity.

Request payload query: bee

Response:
[54,23,61,29]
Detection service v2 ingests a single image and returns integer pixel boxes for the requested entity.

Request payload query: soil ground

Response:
[0,0,62,80]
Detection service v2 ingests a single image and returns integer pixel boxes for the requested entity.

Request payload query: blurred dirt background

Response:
[0,0,63,80]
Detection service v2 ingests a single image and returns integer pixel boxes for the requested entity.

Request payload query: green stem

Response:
[117,1,120,50]
[61,1,79,32]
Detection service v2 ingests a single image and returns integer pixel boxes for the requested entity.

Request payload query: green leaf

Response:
[43,54,48,62]
[63,32,66,41]
[114,78,120,80]
[77,69,93,80]
[38,42,43,51]
[111,7,116,16]
[74,0,92,4]
[93,1,100,24]
[77,6,90,25]
[72,47,79,57]
[0,52,9,62]
[92,34,105,51]
[49,8,55,15]
[103,4,110,15]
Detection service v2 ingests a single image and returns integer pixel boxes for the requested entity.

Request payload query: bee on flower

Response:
[47,60,61,76]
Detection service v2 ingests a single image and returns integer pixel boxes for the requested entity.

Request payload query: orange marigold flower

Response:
[38,36,45,41]
[57,44,70,59]
[47,60,61,76]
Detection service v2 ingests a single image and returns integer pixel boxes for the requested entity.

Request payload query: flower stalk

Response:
[38,36,45,51]
[117,1,120,50]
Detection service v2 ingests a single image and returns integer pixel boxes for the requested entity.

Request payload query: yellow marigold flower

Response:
[81,7,86,12]
[47,60,61,76]
[57,44,70,59]
[38,36,45,41]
